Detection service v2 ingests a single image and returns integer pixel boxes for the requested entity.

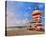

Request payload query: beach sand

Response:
[5,28,44,36]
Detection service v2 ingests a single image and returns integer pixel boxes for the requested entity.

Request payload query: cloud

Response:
[7,10,29,27]
[7,10,16,27]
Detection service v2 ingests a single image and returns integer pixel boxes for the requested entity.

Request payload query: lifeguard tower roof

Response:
[32,10,42,16]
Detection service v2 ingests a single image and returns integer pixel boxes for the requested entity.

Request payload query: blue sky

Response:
[7,1,45,27]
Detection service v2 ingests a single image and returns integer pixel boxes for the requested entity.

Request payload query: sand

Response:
[5,28,44,36]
